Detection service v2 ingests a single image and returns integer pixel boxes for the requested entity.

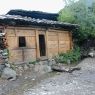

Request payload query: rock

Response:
[88,52,95,57]
[51,64,68,72]
[88,48,95,57]
[69,67,81,73]
[1,67,16,80]
[28,64,34,68]
[2,56,8,59]
[0,64,5,72]
[5,63,11,68]
[51,64,81,73]
[2,52,8,56]
[4,58,9,62]
[43,65,52,73]
[0,64,5,75]
[24,64,29,71]
[0,50,3,53]
[17,66,24,76]
[48,59,56,66]
[34,64,41,72]
[34,63,52,74]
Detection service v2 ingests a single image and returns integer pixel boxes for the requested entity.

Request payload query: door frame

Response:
[36,30,47,59]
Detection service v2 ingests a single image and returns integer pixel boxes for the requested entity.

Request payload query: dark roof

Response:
[7,10,58,21]
[0,10,79,30]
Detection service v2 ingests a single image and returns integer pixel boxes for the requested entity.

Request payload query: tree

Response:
[58,0,95,45]
[63,0,77,6]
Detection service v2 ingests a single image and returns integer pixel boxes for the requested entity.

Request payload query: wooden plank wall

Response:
[5,27,72,63]
[5,28,36,63]
[47,31,59,57]
[47,30,72,58]
[58,31,71,53]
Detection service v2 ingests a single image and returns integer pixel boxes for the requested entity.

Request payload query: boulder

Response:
[0,64,5,71]
[23,64,29,71]
[48,59,56,66]
[5,63,11,68]
[88,48,95,57]
[1,67,16,81]
[16,66,24,76]
[43,65,52,73]
[88,51,95,57]
[51,64,81,73]
[0,64,5,75]
[34,64,52,74]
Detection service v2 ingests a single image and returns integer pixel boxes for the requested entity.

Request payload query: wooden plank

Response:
[6,29,16,37]
[46,30,48,58]
[9,49,23,62]
[9,48,36,63]
[48,41,58,48]
[35,29,40,58]
[26,36,36,48]
[48,31,58,36]
[48,36,58,41]
[24,49,36,61]
[48,31,59,58]
[15,29,36,36]
[69,32,73,49]
[57,32,59,54]
[58,31,71,53]
[7,37,18,49]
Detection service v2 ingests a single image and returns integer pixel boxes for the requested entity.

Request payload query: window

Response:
[19,37,26,47]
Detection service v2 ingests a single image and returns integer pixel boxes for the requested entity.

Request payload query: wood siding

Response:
[5,27,72,63]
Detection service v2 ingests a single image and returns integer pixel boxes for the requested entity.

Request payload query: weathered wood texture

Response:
[6,28,36,62]
[5,27,72,63]
[47,30,72,58]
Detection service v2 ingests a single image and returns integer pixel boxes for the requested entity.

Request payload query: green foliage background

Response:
[58,0,95,45]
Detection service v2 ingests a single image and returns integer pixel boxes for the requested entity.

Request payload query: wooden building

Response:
[0,10,78,63]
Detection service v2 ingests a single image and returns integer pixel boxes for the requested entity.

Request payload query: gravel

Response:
[24,58,95,95]
[0,58,95,95]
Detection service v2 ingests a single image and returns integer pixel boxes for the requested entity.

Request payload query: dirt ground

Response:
[1,58,95,95]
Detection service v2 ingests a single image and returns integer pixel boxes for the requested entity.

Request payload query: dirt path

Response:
[23,58,95,95]
[0,66,58,95]
[1,58,95,95]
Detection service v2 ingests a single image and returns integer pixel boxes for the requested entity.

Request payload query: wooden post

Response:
[35,29,39,59]
[69,32,73,49]
[46,29,48,58]
[57,32,60,54]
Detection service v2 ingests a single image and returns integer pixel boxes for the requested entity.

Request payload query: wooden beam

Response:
[35,29,40,59]
[57,32,59,54]
[69,31,73,49]
[46,29,48,58]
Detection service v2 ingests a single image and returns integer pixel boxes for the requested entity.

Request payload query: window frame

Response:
[18,36,26,48]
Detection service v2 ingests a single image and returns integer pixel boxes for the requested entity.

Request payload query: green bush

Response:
[54,47,81,64]
[29,60,37,65]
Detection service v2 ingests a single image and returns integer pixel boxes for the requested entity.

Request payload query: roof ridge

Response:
[7,9,58,21]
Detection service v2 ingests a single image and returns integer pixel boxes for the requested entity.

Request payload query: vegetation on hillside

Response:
[58,0,95,45]
[55,0,95,63]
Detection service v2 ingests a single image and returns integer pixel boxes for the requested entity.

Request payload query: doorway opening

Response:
[39,35,46,56]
